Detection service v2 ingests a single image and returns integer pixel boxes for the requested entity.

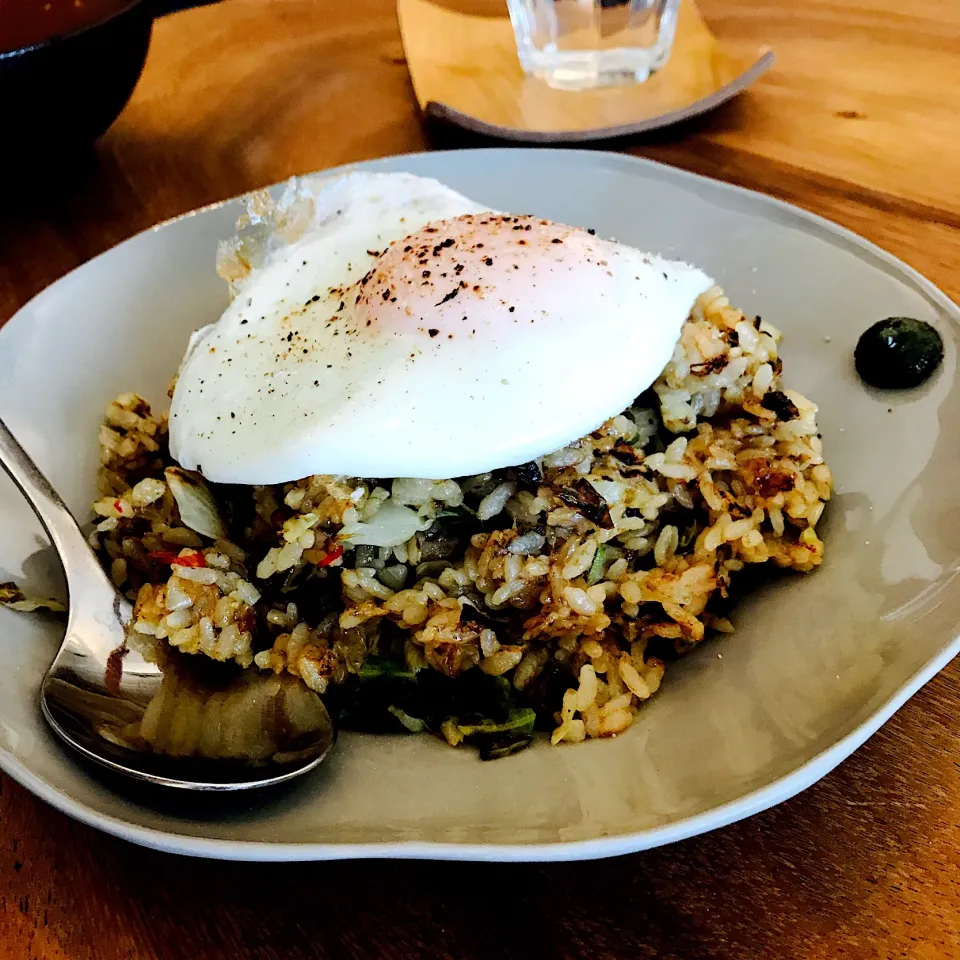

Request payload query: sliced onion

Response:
[165,467,228,540]
[339,499,423,547]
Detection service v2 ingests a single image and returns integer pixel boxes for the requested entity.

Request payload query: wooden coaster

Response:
[397,0,773,142]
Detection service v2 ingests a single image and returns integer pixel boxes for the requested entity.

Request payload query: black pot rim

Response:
[0,0,151,61]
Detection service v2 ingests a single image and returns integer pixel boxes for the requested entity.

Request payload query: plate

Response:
[1,149,958,861]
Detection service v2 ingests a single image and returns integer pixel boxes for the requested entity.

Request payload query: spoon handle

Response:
[0,417,106,591]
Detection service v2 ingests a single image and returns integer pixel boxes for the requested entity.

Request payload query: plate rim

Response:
[2,147,959,861]
[3,634,958,861]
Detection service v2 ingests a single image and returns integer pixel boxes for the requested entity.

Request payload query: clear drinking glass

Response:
[507,0,681,90]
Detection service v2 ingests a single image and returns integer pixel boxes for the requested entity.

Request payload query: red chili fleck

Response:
[148,550,207,568]
[113,498,123,513]
[317,544,344,567]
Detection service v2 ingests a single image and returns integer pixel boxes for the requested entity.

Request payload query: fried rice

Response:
[88,285,832,758]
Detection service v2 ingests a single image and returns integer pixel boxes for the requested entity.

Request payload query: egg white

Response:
[170,172,712,484]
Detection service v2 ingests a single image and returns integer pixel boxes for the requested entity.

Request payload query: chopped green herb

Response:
[335,656,537,757]
[479,735,533,761]
[359,657,419,682]
[586,544,607,585]
[456,706,536,739]
[678,521,700,552]
[387,705,426,733]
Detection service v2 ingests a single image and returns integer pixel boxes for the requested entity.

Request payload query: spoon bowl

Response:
[0,417,337,791]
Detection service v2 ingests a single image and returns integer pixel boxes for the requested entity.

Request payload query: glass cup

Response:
[507,0,681,91]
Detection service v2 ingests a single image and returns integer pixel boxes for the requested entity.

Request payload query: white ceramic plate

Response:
[2,149,958,862]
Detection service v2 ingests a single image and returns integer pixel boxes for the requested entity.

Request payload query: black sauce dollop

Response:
[854,317,943,389]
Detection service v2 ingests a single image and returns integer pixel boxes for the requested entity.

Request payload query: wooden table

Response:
[3,1,959,956]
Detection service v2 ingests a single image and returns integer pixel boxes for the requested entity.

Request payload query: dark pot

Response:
[0,0,154,158]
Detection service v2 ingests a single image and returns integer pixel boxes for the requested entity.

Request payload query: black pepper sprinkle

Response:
[422,270,431,277]
[552,238,563,244]
[230,412,236,419]
[428,329,440,337]
[587,228,596,235]
[435,285,462,307]
[509,306,515,312]
[240,319,248,325]
[484,257,493,266]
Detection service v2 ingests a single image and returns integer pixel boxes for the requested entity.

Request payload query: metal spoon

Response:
[0,417,336,790]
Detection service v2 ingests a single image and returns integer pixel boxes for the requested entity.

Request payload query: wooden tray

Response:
[397,0,773,142]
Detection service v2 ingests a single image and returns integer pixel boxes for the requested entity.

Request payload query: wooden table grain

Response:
[2,1,960,957]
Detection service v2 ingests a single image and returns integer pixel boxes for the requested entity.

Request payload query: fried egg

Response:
[169,172,712,483]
